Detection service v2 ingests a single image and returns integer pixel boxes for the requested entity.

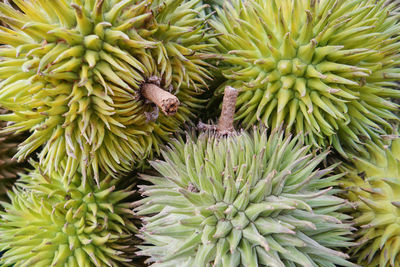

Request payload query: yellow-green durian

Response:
[340,135,400,267]
[0,0,214,184]
[0,161,138,267]
[135,128,356,267]
[210,0,400,156]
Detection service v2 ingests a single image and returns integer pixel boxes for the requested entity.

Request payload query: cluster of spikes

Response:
[340,133,400,267]
[0,0,214,185]
[0,108,25,199]
[2,0,400,266]
[135,127,356,267]
[211,0,400,155]
[0,161,138,267]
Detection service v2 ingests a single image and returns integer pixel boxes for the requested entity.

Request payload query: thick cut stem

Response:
[141,83,180,116]
[217,86,238,135]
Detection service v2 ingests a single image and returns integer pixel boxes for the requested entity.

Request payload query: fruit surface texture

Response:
[0,0,213,183]
[211,0,400,155]
[0,162,137,267]
[135,128,355,267]
[341,135,400,267]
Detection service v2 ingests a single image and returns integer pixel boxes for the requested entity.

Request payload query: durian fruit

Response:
[340,134,400,267]
[0,0,214,183]
[135,87,355,267]
[135,128,356,266]
[0,108,25,199]
[210,0,400,156]
[0,161,138,267]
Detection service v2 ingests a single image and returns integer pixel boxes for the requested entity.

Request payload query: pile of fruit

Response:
[0,0,400,266]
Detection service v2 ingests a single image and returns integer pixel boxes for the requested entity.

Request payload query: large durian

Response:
[340,134,400,267]
[210,0,400,155]
[135,125,355,266]
[0,161,138,267]
[0,108,25,199]
[0,0,213,183]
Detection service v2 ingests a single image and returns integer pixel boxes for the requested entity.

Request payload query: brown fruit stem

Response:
[217,86,238,135]
[141,83,180,116]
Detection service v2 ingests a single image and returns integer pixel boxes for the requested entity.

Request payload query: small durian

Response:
[340,135,400,267]
[210,0,400,156]
[0,161,138,267]
[0,108,25,200]
[135,87,355,267]
[0,0,214,184]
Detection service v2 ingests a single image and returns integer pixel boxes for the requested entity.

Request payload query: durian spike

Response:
[141,83,180,116]
[217,86,238,135]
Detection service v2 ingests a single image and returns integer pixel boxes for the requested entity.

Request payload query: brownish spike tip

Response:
[141,83,180,116]
[217,86,238,135]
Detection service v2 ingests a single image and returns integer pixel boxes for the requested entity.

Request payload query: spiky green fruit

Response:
[0,0,213,183]
[340,135,400,267]
[0,108,25,199]
[210,0,400,155]
[0,161,138,267]
[135,128,355,267]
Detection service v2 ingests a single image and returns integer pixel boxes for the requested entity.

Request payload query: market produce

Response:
[0,0,213,184]
[135,87,355,267]
[1,1,400,266]
[340,134,400,267]
[0,161,138,267]
[211,0,400,155]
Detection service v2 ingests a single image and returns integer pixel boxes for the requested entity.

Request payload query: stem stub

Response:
[141,83,180,116]
[217,86,238,135]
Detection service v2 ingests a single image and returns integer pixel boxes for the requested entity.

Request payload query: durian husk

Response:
[340,132,400,267]
[0,0,215,184]
[210,0,400,157]
[0,161,140,267]
[135,127,356,267]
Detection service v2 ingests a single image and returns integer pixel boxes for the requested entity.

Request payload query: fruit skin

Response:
[0,0,214,184]
[340,135,400,267]
[0,161,138,267]
[135,128,356,267]
[0,108,25,200]
[210,0,400,156]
